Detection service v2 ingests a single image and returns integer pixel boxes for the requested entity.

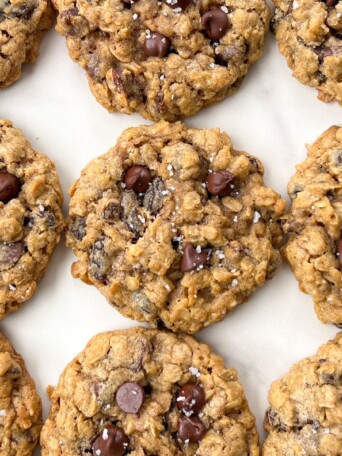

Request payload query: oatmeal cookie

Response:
[66,121,285,333]
[0,119,64,320]
[263,332,342,456]
[0,0,54,88]
[0,331,42,456]
[272,0,342,105]
[40,326,259,455]
[282,126,342,326]
[52,0,270,121]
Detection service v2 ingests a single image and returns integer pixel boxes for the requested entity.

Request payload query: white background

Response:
[0,7,341,453]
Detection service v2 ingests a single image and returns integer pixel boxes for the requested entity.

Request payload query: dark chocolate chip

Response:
[163,0,192,9]
[322,371,342,385]
[325,0,338,6]
[124,166,152,193]
[13,3,35,20]
[120,191,145,239]
[181,243,209,273]
[89,237,111,281]
[0,172,21,203]
[102,202,120,221]
[132,291,157,315]
[337,239,342,265]
[116,382,145,414]
[70,216,87,241]
[143,177,165,213]
[202,10,229,40]
[176,383,205,414]
[92,425,129,456]
[206,171,235,197]
[0,242,23,272]
[178,416,206,443]
[144,33,171,58]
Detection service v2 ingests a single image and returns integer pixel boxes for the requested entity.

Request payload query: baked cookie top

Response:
[66,121,285,333]
[272,0,342,105]
[282,126,342,326]
[0,0,54,88]
[0,119,64,320]
[40,327,259,455]
[263,332,342,456]
[52,0,270,121]
[0,331,42,456]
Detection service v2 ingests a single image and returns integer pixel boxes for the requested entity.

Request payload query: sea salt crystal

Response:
[132,13,138,20]
[8,284,16,291]
[233,215,238,222]
[102,428,109,440]
[253,211,261,223]
[196,245,202,253]
[189,366,200,377]
[231,279,238,287]
[221,5,228,13]
[0,410,6,416]
[38,204,45,212]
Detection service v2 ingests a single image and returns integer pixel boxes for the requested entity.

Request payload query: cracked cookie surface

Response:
[66,121,285,333]
[272,0,342,105]
[0,119,64,320]
[52,0,270,121]
[262,332,342,456]
[0,331,42,456]
[282,126,342,326]
[40,326,259,456]
[0,0,54,88]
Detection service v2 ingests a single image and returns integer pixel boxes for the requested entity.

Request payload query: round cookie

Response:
[272,0,342,105]
[52,0,270,121]
[282,126,342,326]
[0,0,54,88]
[40,326,260,455]
[0,331,42,455]
[66,121,285,333]
[262,332,342,456]
[0,119,64,320]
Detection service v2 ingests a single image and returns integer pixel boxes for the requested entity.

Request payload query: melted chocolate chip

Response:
[70,216,87,241]
[0,242,23,272]
[116,382,145,414]
[102,202,120,221]
[206,171,235,197]
[176,383,205,414]
[120,191,145,240]
[144,33,171,58]
[202,10,229,40]
[181,243,209,273]
[124,166,152,193]
[325,0,338,6]
[0,172,21,203]
[337,239,342,265]
[89,237,111,281]
[92,425,129,456]
[143,177,165,213]
[178,416,206,443]
[163,0,192,9]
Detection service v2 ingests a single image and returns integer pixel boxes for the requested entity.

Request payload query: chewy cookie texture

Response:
[40,327,259,455]
[0,0,54,88]
[67,121,285,333]
[0,119,64,320]
[272,0,342,105]
[0,332,42,456]
[282,126,342,326]
[52,0,270,121]
[263,332,342,456]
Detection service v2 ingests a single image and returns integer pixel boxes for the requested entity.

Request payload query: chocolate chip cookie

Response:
[282,126,342,326]
[263,332,342,456]
[52,0,270,121]
[0,0,54,88]
[66,121,285,333]
[0,331,42,455]
[40,326,260,455]
[272,0,342,105]
[0,119,64,320]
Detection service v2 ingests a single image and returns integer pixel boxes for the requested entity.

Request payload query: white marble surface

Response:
[0,14,341,454]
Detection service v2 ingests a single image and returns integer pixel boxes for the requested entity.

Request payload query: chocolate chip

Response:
[70,216,87,241]
[202,10,229,41]
[120,191,145,239]
[325,0,338,6]
[176,383,205,414]
[144,33,171,58]
[178,416,206,443]
[163,0,192,9]
[143,177,165,213]
[337,239,342,265]
[124,166,152,193]
[181,243,209,273]
[116,382,145,414]
[0,172,21,203]
[89,237,111,281]
[13,3,35,19]
[132,291,157,315]
[206,171,235,197]
[92,425,129,456]
[102,202,120,221]
[322,371,342,385]
[0,242,23,272]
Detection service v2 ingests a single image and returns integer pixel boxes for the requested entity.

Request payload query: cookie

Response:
[0,119,64,320]
[52,0,270,121]
[40,326,259,455]
[262,332,342,456]
[0,0,54,88]
[66,121,285,333]
[282,126,342,326]
[0,331,42,455]
[272,0,342,106]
